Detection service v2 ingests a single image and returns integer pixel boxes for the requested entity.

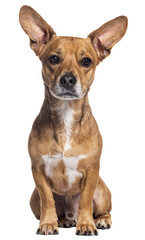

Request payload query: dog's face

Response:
[40,36,98,100]
[19,6,128,100]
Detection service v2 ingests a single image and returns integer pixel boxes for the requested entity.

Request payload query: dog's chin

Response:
[49,89,84,100]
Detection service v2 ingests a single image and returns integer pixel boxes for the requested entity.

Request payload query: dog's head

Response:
[19,6,128,100]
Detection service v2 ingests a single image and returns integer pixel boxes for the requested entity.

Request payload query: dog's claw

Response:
[94,230,98,235]
[107,224,111,229]
[36,229,45,235]
[97,223,101,228]
[54,229,59,235]
[76,230,81,235]
[36,229,40,234]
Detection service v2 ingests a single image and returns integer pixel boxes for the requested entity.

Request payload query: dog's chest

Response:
[42,102,85,193]
[42,154,84,192]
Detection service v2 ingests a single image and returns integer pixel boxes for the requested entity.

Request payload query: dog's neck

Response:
[41,85,91,151]
[44,85,90,125]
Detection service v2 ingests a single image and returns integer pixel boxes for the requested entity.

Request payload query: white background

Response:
[0,0,145,239]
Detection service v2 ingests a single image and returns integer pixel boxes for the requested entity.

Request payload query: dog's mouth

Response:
[58,92,78,98]
[49,83,86,100]
[49,90,79,100]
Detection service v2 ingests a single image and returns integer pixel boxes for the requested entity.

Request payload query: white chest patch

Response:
[63,156,83,187]
[57,102,74,152]
[42,154,86,188]
[42,154,62,177]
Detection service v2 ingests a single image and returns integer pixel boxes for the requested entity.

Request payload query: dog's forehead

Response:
[43,36,96,57]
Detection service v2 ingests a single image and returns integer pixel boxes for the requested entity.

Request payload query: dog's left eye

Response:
[81,57,92,67]
[48,55,60,65]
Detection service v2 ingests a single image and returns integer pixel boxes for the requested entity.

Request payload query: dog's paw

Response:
[76,222,98,236]
[58,217,76,228]
[94,216,112,230]
[36,223,59,235]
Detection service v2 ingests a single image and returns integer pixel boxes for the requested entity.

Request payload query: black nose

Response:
[60,72,76,90]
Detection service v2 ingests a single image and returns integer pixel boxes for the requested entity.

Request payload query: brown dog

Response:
[19,5,127,236]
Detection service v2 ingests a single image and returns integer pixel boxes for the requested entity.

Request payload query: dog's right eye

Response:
[48,55,60,65]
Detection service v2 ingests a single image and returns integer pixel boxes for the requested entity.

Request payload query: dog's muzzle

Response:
[60,72,76,90]
[58,72,79,99]
[49,72,84,100]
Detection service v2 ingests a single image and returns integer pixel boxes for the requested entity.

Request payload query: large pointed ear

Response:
[88,16,128,61]
[19,5,56,55]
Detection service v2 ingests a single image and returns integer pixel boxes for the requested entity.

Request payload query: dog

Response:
[19,5,127,236]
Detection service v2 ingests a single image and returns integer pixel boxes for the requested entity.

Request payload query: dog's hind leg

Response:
[30,188,41,220]
[93,177,112,230]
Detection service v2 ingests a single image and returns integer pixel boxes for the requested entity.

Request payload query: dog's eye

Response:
[48,55,60,65]
[81,57,92,68]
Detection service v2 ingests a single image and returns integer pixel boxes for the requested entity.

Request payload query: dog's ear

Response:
[88,16,128,61]
[19,5,55,55]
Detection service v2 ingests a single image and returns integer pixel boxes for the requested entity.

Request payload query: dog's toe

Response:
[76,223,98,236]
[94,216,112,230]
[37,224,59,235]
[58,217,76,228]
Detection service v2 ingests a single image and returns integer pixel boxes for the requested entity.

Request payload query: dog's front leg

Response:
[32,167,58,235]
[76,165,99,236]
